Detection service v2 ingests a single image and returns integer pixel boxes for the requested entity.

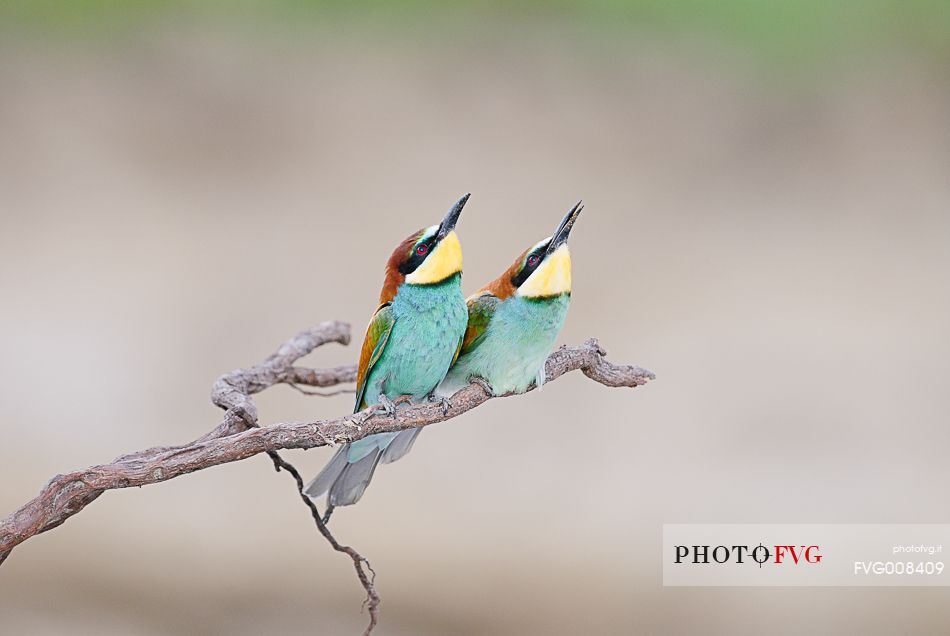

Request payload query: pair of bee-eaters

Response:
[305,194,582,511]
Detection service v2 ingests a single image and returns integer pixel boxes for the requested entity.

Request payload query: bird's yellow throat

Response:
[406,231,463,285]
[518,244,572,298]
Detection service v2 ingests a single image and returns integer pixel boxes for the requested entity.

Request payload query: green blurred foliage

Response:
[2,0,949,63]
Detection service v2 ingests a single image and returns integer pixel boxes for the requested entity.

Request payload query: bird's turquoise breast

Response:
[363,274,467,405]
[449,293,570,395]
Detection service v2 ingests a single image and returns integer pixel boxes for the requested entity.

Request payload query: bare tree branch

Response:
[205,320,378,631]
[0,320,653,633]
[263,450,380,634]
[0,321,350,553]
[284,383,356,397]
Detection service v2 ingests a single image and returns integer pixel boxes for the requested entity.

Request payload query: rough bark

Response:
[0,320,654,632]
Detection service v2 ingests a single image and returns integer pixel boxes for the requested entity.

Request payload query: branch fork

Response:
[0,320,653,634]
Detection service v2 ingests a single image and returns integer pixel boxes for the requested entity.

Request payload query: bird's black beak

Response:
[548,200,583,253]
[437,193,470,240]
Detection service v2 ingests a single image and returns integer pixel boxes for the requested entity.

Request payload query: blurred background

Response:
[2,1,949,634]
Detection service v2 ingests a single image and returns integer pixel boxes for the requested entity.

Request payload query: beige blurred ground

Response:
[2,18,950,636]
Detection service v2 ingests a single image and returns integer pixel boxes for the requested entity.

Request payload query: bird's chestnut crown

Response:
[400,225,463,285]
[379,194,469,302]
[513,201,583,299]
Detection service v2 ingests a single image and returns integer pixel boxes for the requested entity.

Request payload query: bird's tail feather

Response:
[380,427,422,464]
[304,445,349,499]
[304,427,423,509]
[303,442,384,508]
[329,449,381,506]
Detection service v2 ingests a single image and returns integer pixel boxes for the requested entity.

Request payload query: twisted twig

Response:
[0,321,653,634]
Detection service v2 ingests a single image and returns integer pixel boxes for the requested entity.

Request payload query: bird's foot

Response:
[428,393,451,416]
[378,394,399,419]
[377,394,412,418]
[470,376,494,396]
[347,411,369,430]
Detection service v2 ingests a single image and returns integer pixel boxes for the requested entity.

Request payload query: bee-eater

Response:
[438,201,582,397]
[305,194,470,509]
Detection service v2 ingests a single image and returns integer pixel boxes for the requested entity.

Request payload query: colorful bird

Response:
[305,194,471,511]
[438,201,583,397]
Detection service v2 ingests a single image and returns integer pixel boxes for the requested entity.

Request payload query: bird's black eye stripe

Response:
[399,236,437,275]
[510,247,546,287]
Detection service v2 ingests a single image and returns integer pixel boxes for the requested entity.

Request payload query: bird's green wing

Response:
[451,331,465,367]
[353,303,395,413]
[459,293,499,356]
